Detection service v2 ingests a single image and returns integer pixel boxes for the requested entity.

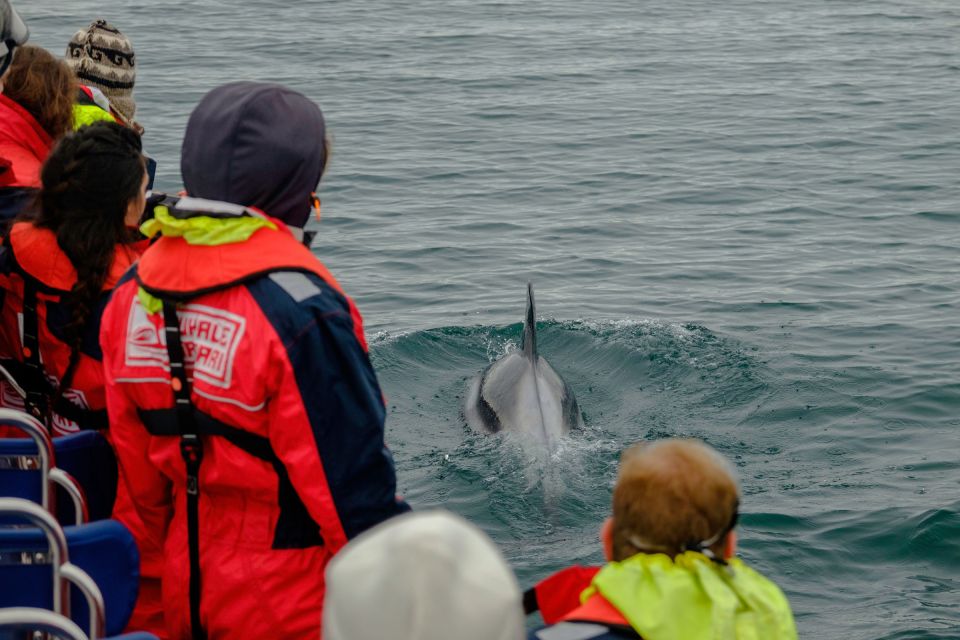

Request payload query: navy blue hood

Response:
[181,82,327,228]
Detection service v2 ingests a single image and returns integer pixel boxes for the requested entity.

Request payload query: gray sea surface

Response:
[24,1,960,637]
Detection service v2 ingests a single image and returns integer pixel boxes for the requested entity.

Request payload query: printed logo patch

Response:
[0,381,26,412]
[125,299,247,389]
[0,383,84,435]
[51,389,88,435]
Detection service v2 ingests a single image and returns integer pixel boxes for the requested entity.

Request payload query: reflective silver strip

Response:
[115,379,265,412]
[535,623,611,640]
[269,272,322,303]
[114,377,175,384]
[192,388,265,413]
[174,197,250,217]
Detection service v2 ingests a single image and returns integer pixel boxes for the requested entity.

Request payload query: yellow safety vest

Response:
[72,103,116,130]
[582,551,798,640]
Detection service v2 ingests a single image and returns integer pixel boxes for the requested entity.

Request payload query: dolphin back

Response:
[469,353,579,443]
[464,283,582,445]
[522,282,537,361]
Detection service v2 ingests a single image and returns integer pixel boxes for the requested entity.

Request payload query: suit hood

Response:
[180,82,326,229]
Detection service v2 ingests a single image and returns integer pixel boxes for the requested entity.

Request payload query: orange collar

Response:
[562,593,631,629]
[9,222,142,292]
[136,221,345,299]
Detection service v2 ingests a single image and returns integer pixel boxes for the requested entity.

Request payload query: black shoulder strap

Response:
[21,279,52,426]
[162,300,207,640]
[51,341,111,430]
[20,279,111,432]
[53,398,109,431]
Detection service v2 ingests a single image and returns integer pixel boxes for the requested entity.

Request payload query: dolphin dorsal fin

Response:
[522,282,538,361]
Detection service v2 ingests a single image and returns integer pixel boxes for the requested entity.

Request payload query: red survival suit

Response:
[100,201,410,639]
[0,94,52,222]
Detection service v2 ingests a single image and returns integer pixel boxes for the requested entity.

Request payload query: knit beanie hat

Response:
[323,511,525,640]
[65,19,136,126]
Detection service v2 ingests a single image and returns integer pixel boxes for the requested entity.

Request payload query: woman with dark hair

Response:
[0,120,147,435]
[0,45,76,222]
[0,121,160,635]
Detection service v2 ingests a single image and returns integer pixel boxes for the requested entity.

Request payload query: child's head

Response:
[608,438,740,561]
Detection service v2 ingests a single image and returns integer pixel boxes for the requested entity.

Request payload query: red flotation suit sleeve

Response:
[533,565,603,624]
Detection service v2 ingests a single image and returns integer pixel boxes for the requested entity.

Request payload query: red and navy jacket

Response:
[100,208,410,575]
[0,221,144,435]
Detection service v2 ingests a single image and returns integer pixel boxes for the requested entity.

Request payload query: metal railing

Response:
[0,409,90,525]
[0,498,105,638]
[0,408,54,512]
[49,468,89,526]
[0,607,89,640]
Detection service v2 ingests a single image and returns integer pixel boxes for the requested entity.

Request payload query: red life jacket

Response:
[0,221,144,434]
[529,565,603,624]
[562,594,632,630]
[530,565,638,638]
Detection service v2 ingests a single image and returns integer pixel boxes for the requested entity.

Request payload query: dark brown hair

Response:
[21,122,144,382]
[3,45,76,141]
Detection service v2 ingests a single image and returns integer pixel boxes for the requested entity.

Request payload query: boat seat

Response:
[0,518,140,637]
[0,428,117,523]
[0,607,159,639]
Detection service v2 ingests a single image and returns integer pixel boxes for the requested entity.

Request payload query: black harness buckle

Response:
[180,433,203,496]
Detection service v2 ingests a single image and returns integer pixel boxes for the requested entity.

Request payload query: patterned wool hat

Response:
[65,19,136,126]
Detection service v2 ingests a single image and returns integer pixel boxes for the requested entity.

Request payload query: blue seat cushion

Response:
[0,519,140,636]
[0,430,118,523]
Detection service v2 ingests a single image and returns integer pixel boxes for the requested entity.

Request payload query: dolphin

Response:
[465,283,582,447]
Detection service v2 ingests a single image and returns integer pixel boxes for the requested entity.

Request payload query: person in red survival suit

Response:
[0,121,147,434]
[0,121,157,631]
[99,82,411,640]
[0,45,76,224]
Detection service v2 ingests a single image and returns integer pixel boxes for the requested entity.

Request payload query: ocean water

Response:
[23,0,960,637]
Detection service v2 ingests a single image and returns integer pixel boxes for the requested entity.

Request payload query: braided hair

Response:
[21,121,145,387]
